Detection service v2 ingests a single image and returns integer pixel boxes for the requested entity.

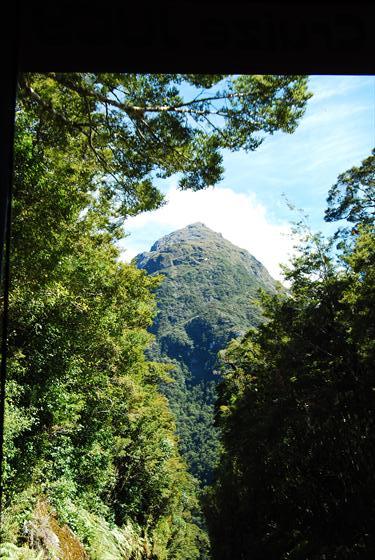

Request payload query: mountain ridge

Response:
[135,222,278,483]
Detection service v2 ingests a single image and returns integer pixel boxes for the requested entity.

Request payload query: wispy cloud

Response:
[308,76,374,104]
[300,103,368,130]
[221,76,374,222]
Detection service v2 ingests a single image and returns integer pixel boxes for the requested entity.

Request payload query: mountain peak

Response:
[187,221,209,229]
[135,223,276,292]
[169,222,213,234]
[148,222,221,252]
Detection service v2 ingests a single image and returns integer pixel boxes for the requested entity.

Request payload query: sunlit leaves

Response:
[17,73,311,217]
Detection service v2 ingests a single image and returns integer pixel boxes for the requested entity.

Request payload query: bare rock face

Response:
[134,223,278,484]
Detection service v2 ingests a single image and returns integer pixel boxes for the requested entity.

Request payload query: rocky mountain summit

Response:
[135,223,278,483]
[135,222,276,340]
[137,222,274,284]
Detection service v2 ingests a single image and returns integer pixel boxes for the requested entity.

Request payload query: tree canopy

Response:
[325,148,375,226]
[3,101,211,559]
[205,151,375,559]
[18,73,311,215]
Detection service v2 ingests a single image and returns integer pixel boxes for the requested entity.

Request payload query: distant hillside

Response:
[135,223,278,484]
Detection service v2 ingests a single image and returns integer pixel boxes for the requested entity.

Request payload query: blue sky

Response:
[119,75,374,280]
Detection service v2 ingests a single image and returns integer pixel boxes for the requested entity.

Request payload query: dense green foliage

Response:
[325,149,374,227]
[135,223,278,485]
[205,152,375,559]
[3,104,208,559]
[1,72,310,557]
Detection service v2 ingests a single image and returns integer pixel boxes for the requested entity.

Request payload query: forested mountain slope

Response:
[135,223,278,484]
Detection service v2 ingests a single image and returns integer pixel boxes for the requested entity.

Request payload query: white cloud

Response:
[120,185,296,281]
[300,103,368,130]
[308,76,374,104]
